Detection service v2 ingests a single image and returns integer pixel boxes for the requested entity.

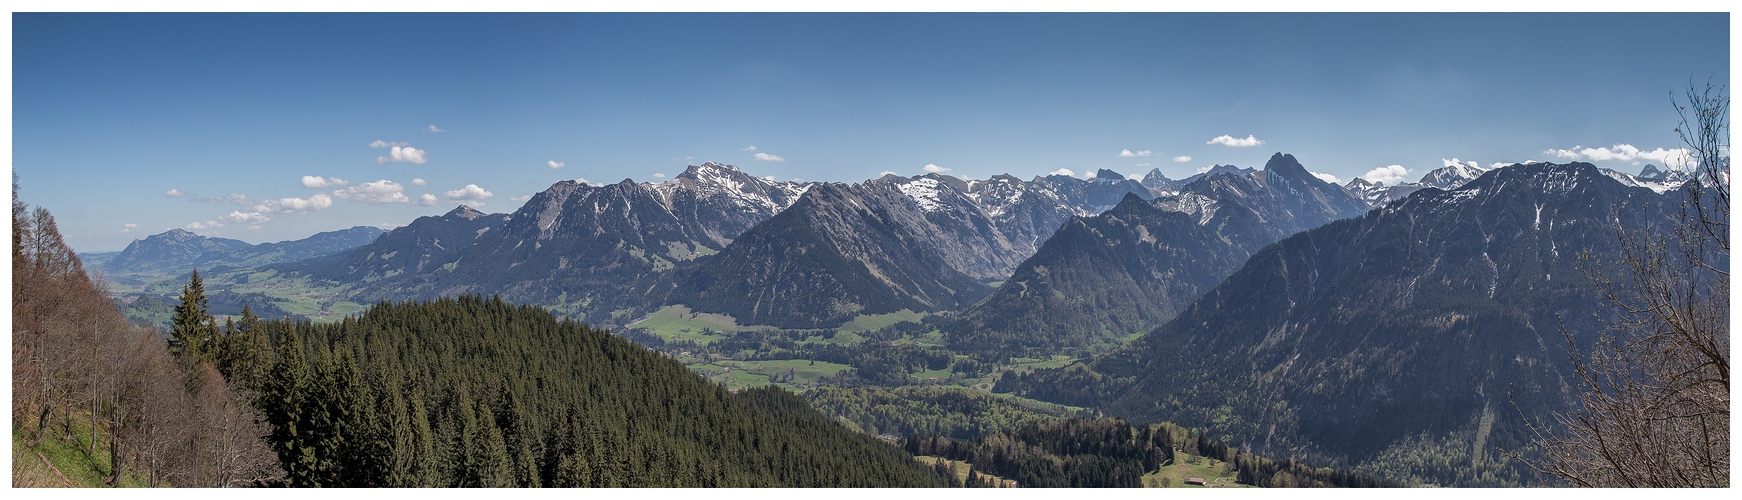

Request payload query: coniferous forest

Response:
[219,295,950,487]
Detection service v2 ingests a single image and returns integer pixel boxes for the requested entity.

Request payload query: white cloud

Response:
[334,180,410,204]
[411,178,428,186]
[417,194,438,206]
[1441,158,1481,169]
[1048,168,1076,177]
[427,125,445,132]
[879,170,897,176]
[164,188,185,197]
[1543,144,1693,168]
[547,160,565,169]
[1196,165,1216,174]
[119,223,138,234]
[301,175,349,188]
[1118,149,1153,157]
[652,173,666,179]
[1172,155,1192,163]
[1489,162,1515,169]
[923,163,951,173]
[255,193,334,214]
[1134,163,1150,167]
[444,184,494,203]
[247,225,263,230]
[369,140,408,148]
[221,211,271,225]
[185,221,208,230]
[1311,172,1340,184]
[1361,165,1411,185]
[1207,134,1264,147]
[575,178,593,186]
[753,152,786,162]
[377,222,401,230]
[377,145,428,165]
[510,195,532,202]
[742,145,758,151]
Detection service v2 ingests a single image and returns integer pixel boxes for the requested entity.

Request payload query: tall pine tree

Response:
[169,268,216,360]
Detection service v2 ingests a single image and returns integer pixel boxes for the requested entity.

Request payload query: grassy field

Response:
[690,358,853,391]
[889,329,946,347]
[796,330,865,346]
[627,305,765,345]
[1142,453,1253,488]
[836,309,926,333]
[914,455,1017,487]
[1001,355,1078,374]
[909,366,954,381]
[985,391,1091,416]
[13,415,147,487]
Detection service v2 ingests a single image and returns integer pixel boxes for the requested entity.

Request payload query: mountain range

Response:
[945,153,1369,357]
[95,154,1704,487]
[1002,161,1688,485]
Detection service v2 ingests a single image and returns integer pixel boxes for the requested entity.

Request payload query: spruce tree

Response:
[169,268,215,359]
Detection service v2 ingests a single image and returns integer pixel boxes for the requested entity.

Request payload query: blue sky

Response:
[11,12,1730,252]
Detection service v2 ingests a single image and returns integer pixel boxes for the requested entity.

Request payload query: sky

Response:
[9,12,1731,252]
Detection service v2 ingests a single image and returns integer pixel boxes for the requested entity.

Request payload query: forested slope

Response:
[228,296,949,487]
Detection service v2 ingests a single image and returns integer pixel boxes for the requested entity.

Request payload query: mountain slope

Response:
[1044,162,1678,485]
[192,226,384,270]
[242,296,948,487]
[290,205,511,283]
[100,229,251,274]
[947,193,1279,355]
[670,182,994,328]
[948,153,1369,356]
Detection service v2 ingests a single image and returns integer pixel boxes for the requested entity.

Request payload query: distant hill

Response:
[100,228,252,274]
[99,226,383,275]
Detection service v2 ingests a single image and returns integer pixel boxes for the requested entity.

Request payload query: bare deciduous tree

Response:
[1519,80,1729,487]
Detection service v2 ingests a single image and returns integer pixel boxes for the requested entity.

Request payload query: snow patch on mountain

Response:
[898,176,946,212]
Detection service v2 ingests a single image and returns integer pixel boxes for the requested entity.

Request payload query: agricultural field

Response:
[690,358,853,391]
[836,309,926,333]
[1142,453,1252,488]
[628,305,775,345]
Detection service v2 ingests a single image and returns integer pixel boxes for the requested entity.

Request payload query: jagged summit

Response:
[675,161,747,183]
[1093,169,1127,181]
[1638,163,1667,180]
[1181,164,1253,185]
[1261,152,1311,178]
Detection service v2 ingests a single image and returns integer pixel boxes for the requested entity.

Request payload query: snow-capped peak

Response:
[1417,163,1489,190]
